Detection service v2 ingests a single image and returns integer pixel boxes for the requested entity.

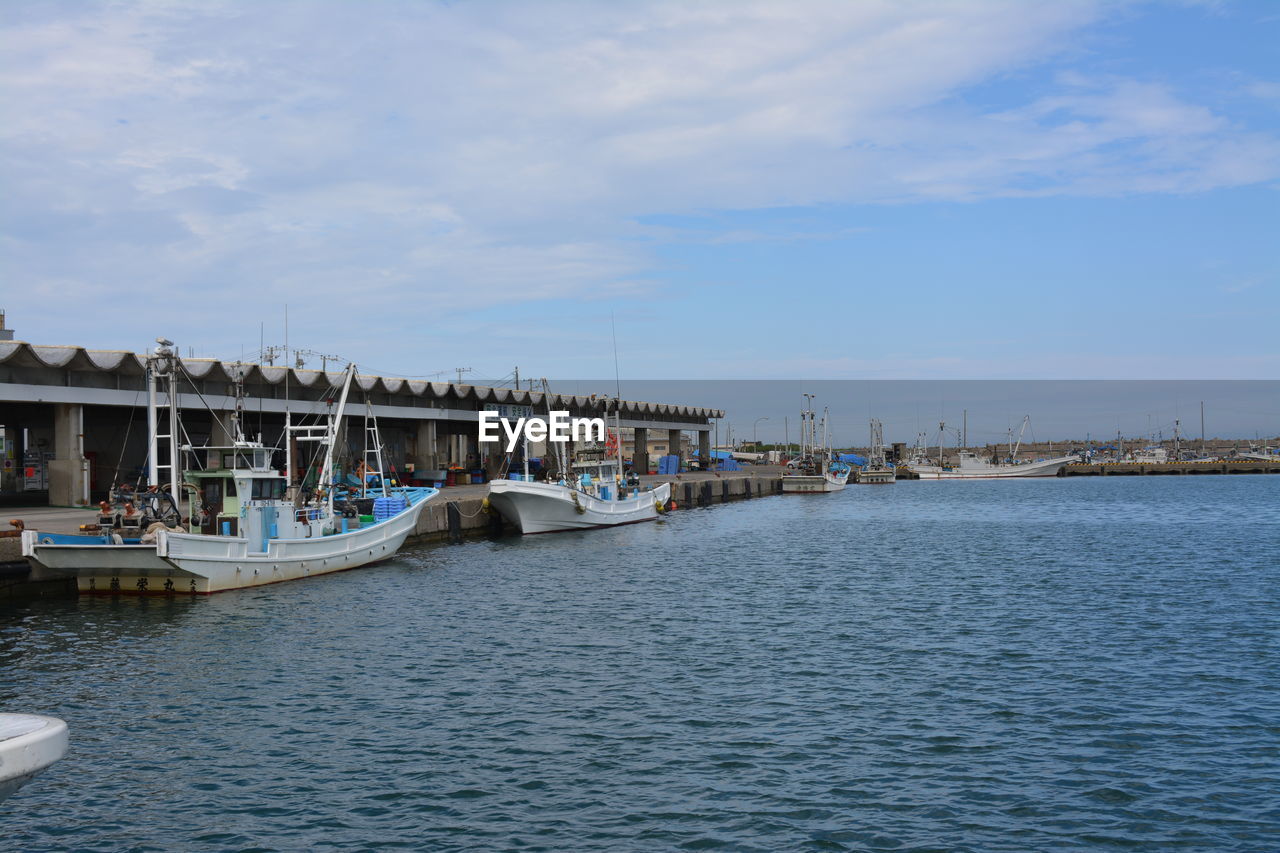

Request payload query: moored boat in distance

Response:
[488,470,671,534]
[858,418,895,484]
[907,451,1077,479]
[782,398,850,493]
[486,391,672,534]
[21,338,439,594]
[903,415,1077,479]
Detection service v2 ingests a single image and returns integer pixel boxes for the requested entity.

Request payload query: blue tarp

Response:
[835,453,868,466]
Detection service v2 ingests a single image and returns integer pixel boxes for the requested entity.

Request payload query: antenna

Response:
[611,311,621,400]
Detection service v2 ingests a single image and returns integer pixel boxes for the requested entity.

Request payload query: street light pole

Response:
[754,416,769,447]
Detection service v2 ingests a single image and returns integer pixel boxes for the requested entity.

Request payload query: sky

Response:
[567,380,1279,446]
[1,0,1278,385]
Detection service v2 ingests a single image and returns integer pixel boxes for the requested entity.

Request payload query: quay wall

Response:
[7,463,1275,598]
[1061,459,1280,476]
[406,468,783,544]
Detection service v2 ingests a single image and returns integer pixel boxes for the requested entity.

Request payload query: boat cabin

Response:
[186,442,326,545]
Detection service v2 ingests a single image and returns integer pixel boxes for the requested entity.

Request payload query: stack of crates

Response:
[372,495,408,523]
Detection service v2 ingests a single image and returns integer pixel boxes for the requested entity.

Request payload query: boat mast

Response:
[146,338,181,500]
[319,365,357,518]
[146,354,159,487]
[802,394,815,459]
[1011,415,1030,461]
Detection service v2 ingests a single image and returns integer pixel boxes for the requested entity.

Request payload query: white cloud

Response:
[1,0,1277,366]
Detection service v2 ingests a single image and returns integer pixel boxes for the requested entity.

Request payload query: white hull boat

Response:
[781,401,850,493]
[909,453,1077,480]
[488,478,671,534]
[0,714,68,802]
[20,346,439,594]
[857,465,896,484]
[781,466,850,493]
[22,492,434,594]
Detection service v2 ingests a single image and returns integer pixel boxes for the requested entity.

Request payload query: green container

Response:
[359,514,375,524]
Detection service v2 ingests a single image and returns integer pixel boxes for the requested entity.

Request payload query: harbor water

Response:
[3,476,1278,851]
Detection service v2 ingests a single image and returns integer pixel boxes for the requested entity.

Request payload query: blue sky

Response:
[1,0,1277,381]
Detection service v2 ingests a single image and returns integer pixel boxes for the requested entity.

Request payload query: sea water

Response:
[3,475,1278,851]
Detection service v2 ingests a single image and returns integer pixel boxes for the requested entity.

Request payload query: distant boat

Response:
[904,415,1077,479]
[0,714,68,802]
[1129,445,1170,464]
[907,450,1077,479]
[782,399,850,493]
[858,418,895,484]
[1236,443,1278,462]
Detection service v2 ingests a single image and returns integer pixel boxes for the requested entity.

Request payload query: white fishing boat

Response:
[1235,442,1278,462]
[21,339,438,594]
[1129,445,1170,464]
[488,472,671,534]
[905,415,1077,479]
[0,714,68,802]
[858,418,895,484]
[486,395,671,534]
[781,398,850,493]
[908,451,1077,479]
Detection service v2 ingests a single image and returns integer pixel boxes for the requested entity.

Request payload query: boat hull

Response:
[22,492,437,594]
[909,455,1077,479]
[781,469,850,493]
[857,467,896,484]
[488,479,671,534]
[0,714,68,803]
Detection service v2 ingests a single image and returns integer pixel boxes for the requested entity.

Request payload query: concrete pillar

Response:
[213,410,237,444]
[0,425,17,493]
[698,430,711,470]
[414,420,439,471]
[668,429,683,465]
[49,403,90,506]
[633,427,649,474]
[208,410,237,468]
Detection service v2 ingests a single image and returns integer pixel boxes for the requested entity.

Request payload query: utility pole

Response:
[1201,401,1206,456]
[455,367,473,384]
[963,409,967,449]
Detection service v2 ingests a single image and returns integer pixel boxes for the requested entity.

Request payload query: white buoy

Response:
[0,714,69,803]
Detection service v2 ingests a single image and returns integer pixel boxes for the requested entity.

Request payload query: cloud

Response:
[2,0,1278,365]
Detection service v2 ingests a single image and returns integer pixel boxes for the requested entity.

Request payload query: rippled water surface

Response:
[4,476,1279,851]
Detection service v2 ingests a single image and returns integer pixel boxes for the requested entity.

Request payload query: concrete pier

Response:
[1062,459,1280,476]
